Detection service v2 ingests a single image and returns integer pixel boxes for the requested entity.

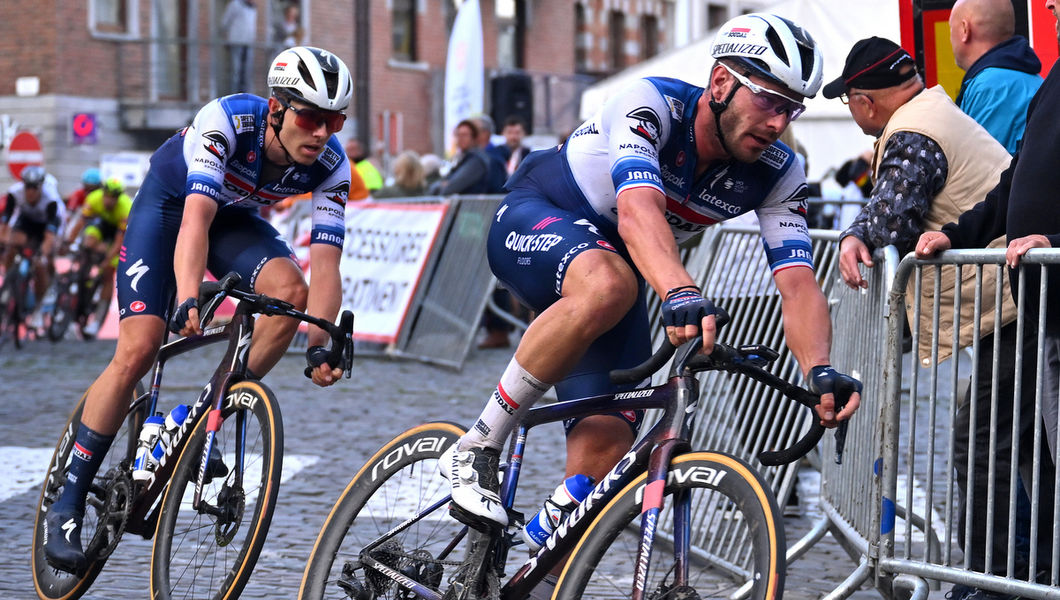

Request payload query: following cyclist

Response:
[66,168,103,214]
[2,165,66,330]
[439,12,862,554]
[61,177,133,338]
[44,46,355,574]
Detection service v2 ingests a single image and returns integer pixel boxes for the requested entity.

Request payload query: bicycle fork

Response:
[635,438,691,600]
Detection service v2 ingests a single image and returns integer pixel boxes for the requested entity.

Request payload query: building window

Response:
[706,3,728,31]
[91,0,135,36]
[496,0,525,69]
[392,0,417,62]
[641,14,659,60]
[608,10,625,72]
[574,4,588,72]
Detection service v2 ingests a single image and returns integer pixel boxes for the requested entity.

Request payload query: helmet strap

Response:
[709,82,741,157]
[267,104,297,167]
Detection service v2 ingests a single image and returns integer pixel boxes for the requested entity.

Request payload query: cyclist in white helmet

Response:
[438,14,860,567]
[43,46,355,574]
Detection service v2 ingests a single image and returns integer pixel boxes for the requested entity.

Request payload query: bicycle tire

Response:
[554,451,786,600]
[299,421,465,600]
[45,275,75,342]
[150,379,284,600]
[0,268,25,349]
[31,384,147,600]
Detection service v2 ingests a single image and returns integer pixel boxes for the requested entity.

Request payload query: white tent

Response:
[578,0,901,181]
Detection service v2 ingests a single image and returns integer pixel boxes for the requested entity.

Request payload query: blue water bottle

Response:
[132,414,166,481]
[151,404,190,464]
[522,474,595,551]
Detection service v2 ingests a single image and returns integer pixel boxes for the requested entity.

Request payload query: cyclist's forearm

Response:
[305,242,342,347]
[775,266,832,376]
[617,188,695,297]
[174,194,216,301]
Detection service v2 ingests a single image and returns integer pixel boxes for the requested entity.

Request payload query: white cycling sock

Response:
[460,357,549,450]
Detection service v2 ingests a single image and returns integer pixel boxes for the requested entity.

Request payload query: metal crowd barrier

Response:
[823,248,1060,600]
[647,224,845,586]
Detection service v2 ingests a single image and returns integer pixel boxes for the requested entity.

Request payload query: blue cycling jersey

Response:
[148,93,350,248]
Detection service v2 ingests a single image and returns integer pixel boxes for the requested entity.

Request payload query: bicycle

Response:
[31,271,355,600]
[43,244,111,341]
[0,245,40,349]
[299,310,849,600]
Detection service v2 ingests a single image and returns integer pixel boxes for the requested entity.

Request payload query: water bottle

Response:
[522,474,595,551]
[132,414,166,481]
[150,404,190,464]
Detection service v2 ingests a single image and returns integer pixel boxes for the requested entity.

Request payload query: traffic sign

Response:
[7,131,43,179]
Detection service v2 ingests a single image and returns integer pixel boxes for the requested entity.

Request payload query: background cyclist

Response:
[43,46,355,574]
[61,177,133,338]
[2,165,66,330]
[65,168,102,214]
[439,13,862,553]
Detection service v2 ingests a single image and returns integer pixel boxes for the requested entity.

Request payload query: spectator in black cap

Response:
[832,36,1054,599]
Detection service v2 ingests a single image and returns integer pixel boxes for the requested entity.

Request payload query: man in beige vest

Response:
[827,37,1045,594]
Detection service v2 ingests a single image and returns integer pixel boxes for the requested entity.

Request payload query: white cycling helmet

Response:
[267,46,353,112]
[711,13,823,98]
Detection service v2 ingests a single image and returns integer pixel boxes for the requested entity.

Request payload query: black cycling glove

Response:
[168,297,198,334]
[305,345,332,371]
[807,365,863,399]
[661,286,716,328]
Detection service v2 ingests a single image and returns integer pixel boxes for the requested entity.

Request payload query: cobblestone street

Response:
[0,337,879,599]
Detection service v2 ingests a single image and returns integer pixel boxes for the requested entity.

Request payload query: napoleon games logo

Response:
[202,130,230,163]
[626,107,661,147]
[322,181,350,206]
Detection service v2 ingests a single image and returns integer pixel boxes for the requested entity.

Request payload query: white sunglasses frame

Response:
[718,63,807,121]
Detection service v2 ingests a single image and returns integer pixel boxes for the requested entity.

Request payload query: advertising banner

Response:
[341,202,449,343]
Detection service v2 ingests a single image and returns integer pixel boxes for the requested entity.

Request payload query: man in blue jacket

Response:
[949,0,1042,153]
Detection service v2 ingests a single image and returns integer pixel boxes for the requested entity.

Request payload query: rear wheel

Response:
[31,384,147,600]
[150,380,284,600]
[555,452,786,600]
[299,422,465,600]
[44,274,76,342]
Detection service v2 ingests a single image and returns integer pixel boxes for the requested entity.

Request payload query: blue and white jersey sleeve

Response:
[754,158,814,274]
[308,145,350,249]
[602,79,672,198]
[181,99,238,204]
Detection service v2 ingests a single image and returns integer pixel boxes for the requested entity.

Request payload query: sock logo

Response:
[473,419,492,437]
[72,442,92,462]
[493,386,520,415]
[61,518,78,543]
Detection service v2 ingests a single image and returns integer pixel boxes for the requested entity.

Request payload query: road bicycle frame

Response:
[355,336,824,600]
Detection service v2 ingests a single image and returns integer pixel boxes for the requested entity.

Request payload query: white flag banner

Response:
[443,0,484,155]
[340,203,449,343]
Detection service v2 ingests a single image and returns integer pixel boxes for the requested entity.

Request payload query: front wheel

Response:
[554,451,786,600]
[299,421,465,600]
[31,385,147,600]
[44,275,75,342]
[150,380,284,600]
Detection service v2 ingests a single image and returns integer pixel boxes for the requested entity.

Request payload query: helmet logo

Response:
[712,42,767,56]
[626,107,661,146]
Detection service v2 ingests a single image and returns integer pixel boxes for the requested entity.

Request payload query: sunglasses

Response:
[276,95,346,133]
[720,63,806,121]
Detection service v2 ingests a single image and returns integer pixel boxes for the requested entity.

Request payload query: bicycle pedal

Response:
[448,504,503,534]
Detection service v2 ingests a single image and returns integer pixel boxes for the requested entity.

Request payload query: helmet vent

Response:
[297,60,319,92]
[763,26,790,67]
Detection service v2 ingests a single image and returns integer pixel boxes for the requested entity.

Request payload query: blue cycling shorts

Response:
[116,170,295,321]
[487,151,652,436]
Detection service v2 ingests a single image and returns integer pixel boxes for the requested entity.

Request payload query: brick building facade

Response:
[0,0,758,194]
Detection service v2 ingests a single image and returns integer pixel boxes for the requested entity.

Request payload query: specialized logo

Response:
[492,386,520,415]
[61,518,78,543]
[712,42,768,56]
[202,130,230,163]
[627,107,661,146]
[532,216,562,231]
[125,258,150,292]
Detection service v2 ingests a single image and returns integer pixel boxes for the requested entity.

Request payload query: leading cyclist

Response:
[439,13,863,541]
[2,165,66,329]
[61,177,133,338]
[44,46,355,574]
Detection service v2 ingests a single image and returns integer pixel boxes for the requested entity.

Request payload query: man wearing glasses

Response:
[438,13,861,564]
[43,46,353,574]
